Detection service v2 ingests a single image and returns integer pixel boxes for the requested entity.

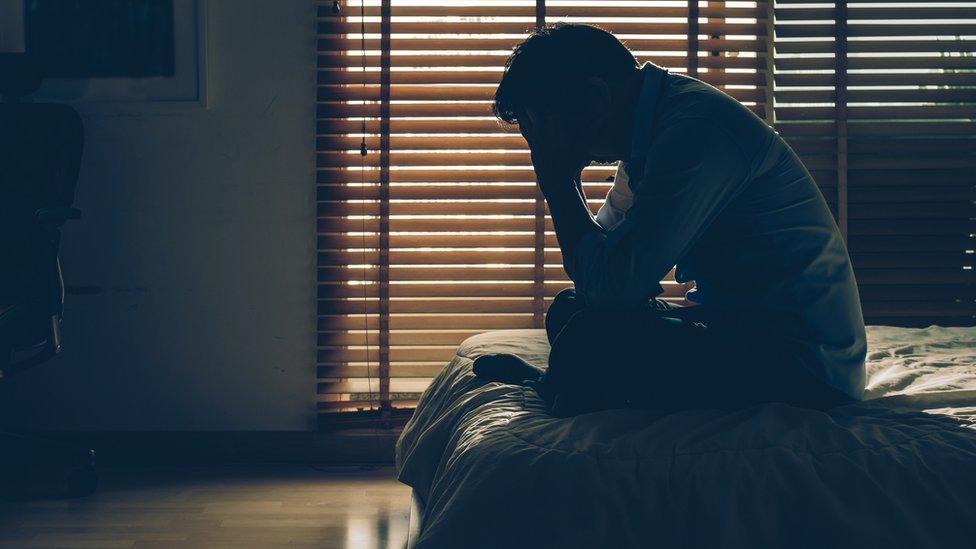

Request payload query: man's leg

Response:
[542,306,704,415]
[473,287,683,390]
[544,287,586,343]
[543,307,854,417]
[471,288,584,384]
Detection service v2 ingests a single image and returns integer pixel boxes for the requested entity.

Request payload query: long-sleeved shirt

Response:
[573,62,867,400]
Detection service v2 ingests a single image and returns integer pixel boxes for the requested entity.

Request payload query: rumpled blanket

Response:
[396,326,976,548]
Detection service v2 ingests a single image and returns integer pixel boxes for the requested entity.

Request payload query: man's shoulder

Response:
[661,73,768,129]
[656,73,776,159]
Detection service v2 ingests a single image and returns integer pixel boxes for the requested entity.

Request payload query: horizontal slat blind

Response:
[774,0,976,326]
[316,0,773,425]
[318,0,545,424]
[317,0,393,424]
[773,0,843,212]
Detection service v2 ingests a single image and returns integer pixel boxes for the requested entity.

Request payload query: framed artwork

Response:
[0,0,207,107]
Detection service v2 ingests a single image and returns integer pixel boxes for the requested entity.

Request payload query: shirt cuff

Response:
[594,162,634,230]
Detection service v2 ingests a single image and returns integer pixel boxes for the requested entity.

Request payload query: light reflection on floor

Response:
[0,464,412,548]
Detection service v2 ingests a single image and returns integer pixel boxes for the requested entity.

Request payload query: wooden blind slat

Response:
[773,2,976,324]
[319,37,770,53]
[771,0,972,325]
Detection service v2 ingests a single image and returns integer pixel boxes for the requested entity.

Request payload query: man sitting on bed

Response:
[473,23,867,417]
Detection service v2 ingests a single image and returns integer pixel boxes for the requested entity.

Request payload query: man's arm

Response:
[542,174,604,277]
[569,118,751,307]
[520,118,605,279]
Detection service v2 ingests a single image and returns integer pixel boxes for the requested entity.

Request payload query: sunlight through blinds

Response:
[315,0,770,426]
[774,1,976,327]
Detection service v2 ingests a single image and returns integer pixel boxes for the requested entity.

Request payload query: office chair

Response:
[0,53,96,498]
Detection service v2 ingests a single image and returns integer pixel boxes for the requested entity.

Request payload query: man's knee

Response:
[545,309,672,405]
[545,287,584,342]
[546,308,641,386]
[552,287,578,303]
[552,307,689,354]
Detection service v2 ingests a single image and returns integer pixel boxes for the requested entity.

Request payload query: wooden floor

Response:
[0,465,412,548]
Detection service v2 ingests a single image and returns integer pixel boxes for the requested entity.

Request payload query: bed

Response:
[396,325,976,548]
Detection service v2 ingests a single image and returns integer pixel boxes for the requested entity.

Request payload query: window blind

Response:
[316,0,772,425]
[773,1,976,327]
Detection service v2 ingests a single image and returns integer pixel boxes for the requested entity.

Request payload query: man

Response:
[473,24,867,417]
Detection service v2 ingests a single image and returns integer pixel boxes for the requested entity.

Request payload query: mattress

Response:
[396,326,976,549]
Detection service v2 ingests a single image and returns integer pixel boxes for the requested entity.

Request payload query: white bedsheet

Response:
[396,326,976,548]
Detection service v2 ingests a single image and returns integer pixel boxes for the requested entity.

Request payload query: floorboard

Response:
[0,465,411,548]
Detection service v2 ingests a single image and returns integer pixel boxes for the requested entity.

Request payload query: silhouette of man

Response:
[473,24,866,417]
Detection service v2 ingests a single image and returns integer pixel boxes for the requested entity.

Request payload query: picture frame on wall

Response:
[0,0,207,110]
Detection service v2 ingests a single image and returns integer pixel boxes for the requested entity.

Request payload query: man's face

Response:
[517,78,621,163]
[518,107,597,160]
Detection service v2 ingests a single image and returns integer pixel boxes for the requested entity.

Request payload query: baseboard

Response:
[7,429,401,466]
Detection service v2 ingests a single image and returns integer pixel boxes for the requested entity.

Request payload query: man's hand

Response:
[519,111,590,197]
[517,109,603,284]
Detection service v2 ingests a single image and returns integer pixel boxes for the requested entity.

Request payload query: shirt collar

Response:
[630,62,668,159]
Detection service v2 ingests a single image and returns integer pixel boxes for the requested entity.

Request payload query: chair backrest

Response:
[0,53,41,101]
[0,103,84,217]
[0,53,83,307]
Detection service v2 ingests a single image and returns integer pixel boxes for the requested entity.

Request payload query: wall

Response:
[1,0,318,431]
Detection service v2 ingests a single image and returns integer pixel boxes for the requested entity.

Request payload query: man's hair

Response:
[493,23,638,124]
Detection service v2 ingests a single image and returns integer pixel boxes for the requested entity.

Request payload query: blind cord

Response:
[356,0,377,417]
[334,0,384,460]
[358,0,388,461]
[334,0,378,421]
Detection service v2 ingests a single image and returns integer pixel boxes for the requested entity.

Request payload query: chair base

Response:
[0,431,97,498]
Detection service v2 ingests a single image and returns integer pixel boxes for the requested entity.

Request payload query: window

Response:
[316,0,974,426]
[773,1,976,326]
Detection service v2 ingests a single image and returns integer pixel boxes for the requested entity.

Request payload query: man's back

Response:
[486,24,864,413]
[601,68,867,399]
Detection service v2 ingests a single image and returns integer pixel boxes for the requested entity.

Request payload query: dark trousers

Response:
[540,288,854,416]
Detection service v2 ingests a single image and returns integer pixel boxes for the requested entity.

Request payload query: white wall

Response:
[0,0,318,431]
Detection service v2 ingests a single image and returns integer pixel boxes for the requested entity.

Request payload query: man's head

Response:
[493,23,642,162]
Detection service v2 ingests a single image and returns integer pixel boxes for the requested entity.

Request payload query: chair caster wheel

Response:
[65,464,97,497]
